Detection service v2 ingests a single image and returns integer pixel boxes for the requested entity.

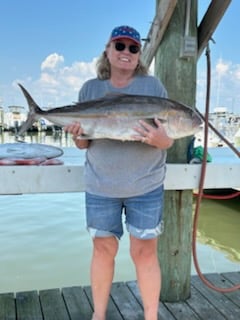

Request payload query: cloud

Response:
[233,64,240,80]
[39,73,59,86]
[41,53,64,71]
[33,54,97,107]
[215,59,230,75]
[59,59,98,91]
[197,58,240,113]
[6,54,240,115]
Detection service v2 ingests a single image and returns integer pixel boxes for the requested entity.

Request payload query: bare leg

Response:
[91,236,118,320]
[130,236,161,320]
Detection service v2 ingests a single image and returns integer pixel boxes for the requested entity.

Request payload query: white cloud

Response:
[32,54,97,106]
[216,59,230,75]
[39,72,59,86]
[233,64,240,80]
[6,54,240,115]
[41,53,64,71]
[197,57,240,113]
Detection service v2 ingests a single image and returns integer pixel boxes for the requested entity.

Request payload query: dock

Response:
[0,147,239,319]
[0,147,239,195]
[0,162,240,195]
[0,272,239,319]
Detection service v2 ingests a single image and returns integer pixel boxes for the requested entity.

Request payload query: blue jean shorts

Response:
[85,185,164,240]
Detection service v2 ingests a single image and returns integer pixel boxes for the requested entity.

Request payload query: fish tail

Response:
[17,84,42,136]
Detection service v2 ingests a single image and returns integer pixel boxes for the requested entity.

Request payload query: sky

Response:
[0,0,239,114]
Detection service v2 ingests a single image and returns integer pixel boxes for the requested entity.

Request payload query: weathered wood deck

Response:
[0,272,239,320]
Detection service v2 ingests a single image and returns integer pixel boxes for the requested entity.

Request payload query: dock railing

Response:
[1,162,239,195]
[1,149,240,303]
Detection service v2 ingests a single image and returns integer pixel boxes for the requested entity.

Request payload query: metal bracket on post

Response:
[180,0,197,59]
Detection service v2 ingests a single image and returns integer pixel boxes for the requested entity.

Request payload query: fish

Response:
[0,157,64,166]
[17,83,202,140]
[0,142,63,160]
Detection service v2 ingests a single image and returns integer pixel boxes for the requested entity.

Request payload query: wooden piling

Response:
[155,0,198,301]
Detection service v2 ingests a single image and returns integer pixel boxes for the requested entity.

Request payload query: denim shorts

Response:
[85,185,164,240]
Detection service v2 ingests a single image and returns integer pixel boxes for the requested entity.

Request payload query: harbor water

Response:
[0,131,239,294]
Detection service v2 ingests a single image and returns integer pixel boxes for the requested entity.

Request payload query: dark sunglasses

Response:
[114,42,140,54]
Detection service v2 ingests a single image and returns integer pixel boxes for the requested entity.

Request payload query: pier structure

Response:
[0,272,240,319]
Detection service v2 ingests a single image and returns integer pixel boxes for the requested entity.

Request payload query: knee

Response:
[130,238,158,265]
[93,237,118,260]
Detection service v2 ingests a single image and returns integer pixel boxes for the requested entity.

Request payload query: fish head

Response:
[159,108,203,139]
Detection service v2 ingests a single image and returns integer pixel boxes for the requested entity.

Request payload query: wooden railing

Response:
[1,162,239,194]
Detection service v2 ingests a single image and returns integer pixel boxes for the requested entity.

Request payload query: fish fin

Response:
[103,92,129,99]
[17,114,37,137]
[73,93,128,106]
[17,84,42,136]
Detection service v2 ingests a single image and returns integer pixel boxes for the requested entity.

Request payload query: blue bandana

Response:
[110,25,141,45]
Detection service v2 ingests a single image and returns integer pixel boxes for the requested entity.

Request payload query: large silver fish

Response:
[0,142,63,159]
[17,83,202,140]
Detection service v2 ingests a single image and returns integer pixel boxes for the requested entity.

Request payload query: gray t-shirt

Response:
[79,75,168,197]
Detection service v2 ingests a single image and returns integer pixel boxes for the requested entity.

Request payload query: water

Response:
[0,131,239,294]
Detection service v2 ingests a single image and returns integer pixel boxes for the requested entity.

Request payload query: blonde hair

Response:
[96,50,149,80]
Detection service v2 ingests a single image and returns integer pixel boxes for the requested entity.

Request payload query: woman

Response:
[64,25,173,320]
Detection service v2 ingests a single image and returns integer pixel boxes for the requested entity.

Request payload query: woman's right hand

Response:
[64,122,84,136]
[64,122,90,149]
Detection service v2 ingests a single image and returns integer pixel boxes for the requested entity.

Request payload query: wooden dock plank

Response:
[0,273,240,320]
[110,282,144,320]
[16,291,42,320]
[191,273,240,320]
[222,271,240,286]
[205,273,240,318]
[84,286,123,320]
[186,285,225,320]
[39,288,70,320]
[0,293,15,320]
[62,286,93,320]
[164,299,200,320]
[127,280,177,320]
[222,272,240,307]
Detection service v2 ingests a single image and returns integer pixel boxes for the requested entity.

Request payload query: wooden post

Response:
[155,0,197,301]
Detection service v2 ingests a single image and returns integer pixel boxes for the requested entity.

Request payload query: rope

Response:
[192,43,240,293]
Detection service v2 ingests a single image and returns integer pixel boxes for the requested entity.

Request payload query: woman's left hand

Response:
[132,118,174,149]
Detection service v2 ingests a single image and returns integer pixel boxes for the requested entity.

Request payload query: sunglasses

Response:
[114,42,140,54]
